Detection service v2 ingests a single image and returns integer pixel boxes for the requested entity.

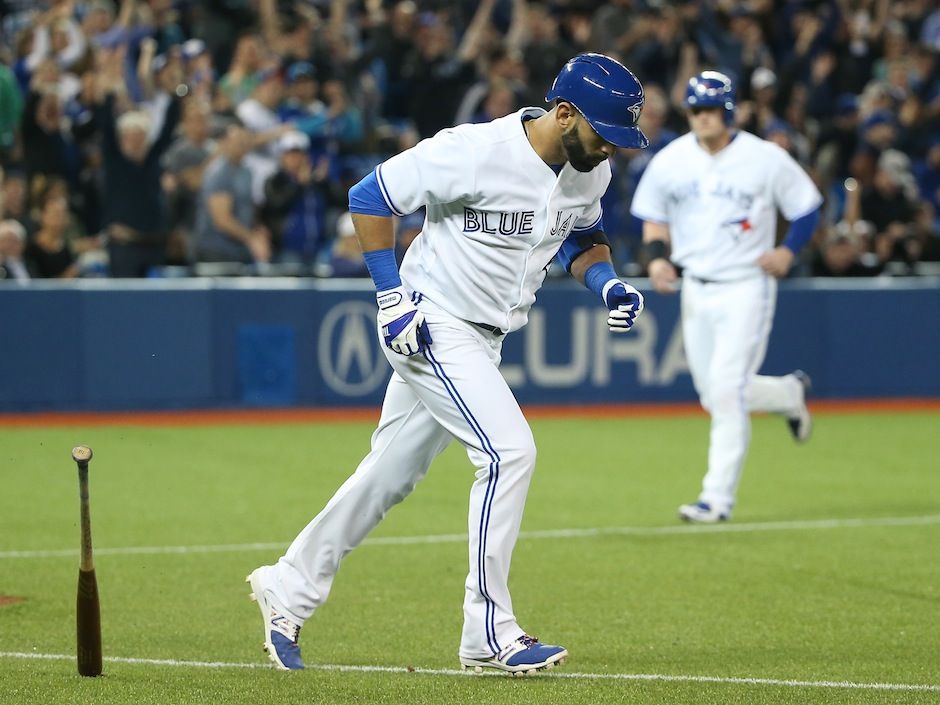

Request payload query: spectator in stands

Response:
[96,60,182,277]
[136,40,184,115]
[914,137,940,228]
[815,94,861,188]
[465,81,518,124]
[278,68,362,182]
[20,70,73,199]
[860,150,922,269]
[81,0,118,40]
[0,61,23,158]
[163,100,216,263]
[235,67,294,201]
[2,0,940,282]
[193,124,271,265]
[406,1,494,138]
[0,219,30,282]
[163,99,215,175]
[519,1,575,100]
[181,38,215,104]
[739,67,780,135]
[454,46,529,126]
[0,169,28,226]
[320,79,364,150]
[367,0,419,124]
[257,0,321,68]
[146,0,186,54]
[24,4,87,75]
[24,194,78,278]
[811,221,882,277]
[218,33,264,111]
[31,176,99,255]
[278,61,322,126]
[261,130,330,265]
[83,0,140,50]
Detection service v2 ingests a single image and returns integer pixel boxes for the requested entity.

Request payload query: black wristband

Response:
[643,239,669,261]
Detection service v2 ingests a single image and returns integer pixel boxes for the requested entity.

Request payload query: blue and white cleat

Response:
[678,501,729,523]
[246,567,304,670]
[460,635,567,676]
[787,370,813,443]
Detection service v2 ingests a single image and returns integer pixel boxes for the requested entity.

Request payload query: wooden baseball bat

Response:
[73,445,102,677]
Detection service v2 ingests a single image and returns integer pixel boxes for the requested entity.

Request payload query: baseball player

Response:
[247,54,649,674]
[631,71,822,523]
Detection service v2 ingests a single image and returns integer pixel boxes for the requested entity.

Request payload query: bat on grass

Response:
[72,445,102,677]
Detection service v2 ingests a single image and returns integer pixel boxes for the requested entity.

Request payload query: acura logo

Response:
[318,302,389,395]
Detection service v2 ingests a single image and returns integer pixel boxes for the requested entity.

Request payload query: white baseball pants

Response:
[267,297,531,659]
[681,276,805,512]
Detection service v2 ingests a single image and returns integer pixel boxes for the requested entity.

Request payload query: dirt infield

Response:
[0,399,937,427]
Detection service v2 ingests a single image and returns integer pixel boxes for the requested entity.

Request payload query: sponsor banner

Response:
[0,280,937,411]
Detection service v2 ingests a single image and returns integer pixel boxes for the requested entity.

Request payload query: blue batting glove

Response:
[376,286,432,355]
[603,279,645,332]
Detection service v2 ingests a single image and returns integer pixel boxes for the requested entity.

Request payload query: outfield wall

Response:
[1,278,938,412]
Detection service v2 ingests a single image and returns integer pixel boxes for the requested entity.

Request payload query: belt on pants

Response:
[686,274,735,285]
[470,321,506,337]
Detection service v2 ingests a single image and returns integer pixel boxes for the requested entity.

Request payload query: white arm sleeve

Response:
[770,146,824,221]
[375,128,478,216]
[630,160,668,223]
[573,199,603,232]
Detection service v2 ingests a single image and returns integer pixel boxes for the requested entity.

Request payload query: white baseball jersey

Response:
[631,129,820,514]
[630,131,822,281]
[376,107,610,332]
[264,108,616,662]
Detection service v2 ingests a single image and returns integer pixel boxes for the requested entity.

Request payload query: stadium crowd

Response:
[1,0,939,281]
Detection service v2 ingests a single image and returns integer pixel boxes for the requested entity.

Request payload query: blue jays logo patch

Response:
[721,216,753,242]
[628,102,642,124]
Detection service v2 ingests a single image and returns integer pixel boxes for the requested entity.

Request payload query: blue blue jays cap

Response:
[546,53,649,149]
[287,61,316,84]
[685,70,736,124]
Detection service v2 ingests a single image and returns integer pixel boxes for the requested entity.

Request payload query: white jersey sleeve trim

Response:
[629,209,670,224]
[785,198,824,223]
[375,164,406,217]
[573,211,603,232]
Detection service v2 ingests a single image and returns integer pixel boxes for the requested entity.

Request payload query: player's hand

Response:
[603,280,645,333]
[376,286,432,356]
[648,258,678,294]
[757,246,795,279]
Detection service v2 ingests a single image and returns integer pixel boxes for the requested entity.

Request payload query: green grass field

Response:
[1,409,939,704]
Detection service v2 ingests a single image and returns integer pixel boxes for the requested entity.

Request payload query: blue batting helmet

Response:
[546,53,649,149]
[685,71,736,125]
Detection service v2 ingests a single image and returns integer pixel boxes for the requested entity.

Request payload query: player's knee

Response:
[500,434,537,472]
[709,384,745,415]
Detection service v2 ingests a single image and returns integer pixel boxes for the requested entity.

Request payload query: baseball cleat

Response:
[459,635,567,675]
[678,501,729,523]
[246,567,304,670]
[787,370,813,443]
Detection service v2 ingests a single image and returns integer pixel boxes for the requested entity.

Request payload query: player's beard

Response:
[562,125,605,173]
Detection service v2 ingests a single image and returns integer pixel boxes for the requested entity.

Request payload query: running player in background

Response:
[631,71,822,524]
[247,54,649,674]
